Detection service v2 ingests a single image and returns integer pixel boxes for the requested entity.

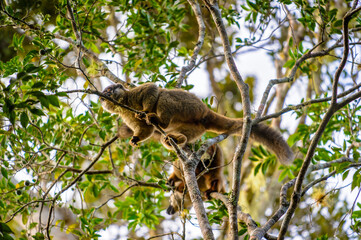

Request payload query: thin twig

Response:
[255,80,361,124]
[5,200,52,223]
[176,0,205,87]
[94,184,137,211]
[147,232,184,240]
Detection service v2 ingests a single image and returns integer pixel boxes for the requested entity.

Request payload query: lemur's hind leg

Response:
[161,124,206,149]
[129,121,155,146]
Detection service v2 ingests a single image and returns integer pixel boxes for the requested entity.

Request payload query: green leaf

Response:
[151,168,163,179]
[5,6,14,15]
[1,167,8,179]
[56,92,69,97]
[288,37,293,47]
[26,91,46,98]
[38,96,49,109]
[261,162,268,175]
[145,154,152,168]
[0,222,14,234]
[352,210,361,219]
[254,163,261,176]
[249,156,259,162]
[99,130,106,140]
[246,0,257,11]
[24,64,40,73]
[9,111,16,126]
[278,169,288,182]
[259,145,269,156]
[32,82,46,89]
[238,227,248,236]
[333,20,342,28]
[47,95,60,108]
[183,84,194,91]
[108,184,119,193]
[88,41,100,54]
[22,211,29,225]
[283,59,295,68]
[20,112,29,128]
[22,75,33,82]
[91,184,100,197]
[17,72,27,80]
[0,233,15,240]
[32,232,45,240]
[8,181,16,189]
[29,107,45,116]
[251,148,263,158]
[342,170,349,180]
[3,160,9,168]
[168,41,179,49]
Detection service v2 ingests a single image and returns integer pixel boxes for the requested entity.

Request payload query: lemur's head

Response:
[100,84,127,114]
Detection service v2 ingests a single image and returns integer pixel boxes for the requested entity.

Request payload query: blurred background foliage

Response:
[0,0,360,239]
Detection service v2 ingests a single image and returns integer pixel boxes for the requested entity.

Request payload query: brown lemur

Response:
[166,144,225,215]
[100,82,294,164]
[115,124,225,214]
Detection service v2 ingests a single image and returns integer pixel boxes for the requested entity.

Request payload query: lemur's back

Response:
[156,88,210,121]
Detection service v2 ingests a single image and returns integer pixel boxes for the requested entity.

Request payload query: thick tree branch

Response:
[196,133,229,159]
[203,1,252,239]
[331,5,361,104]
[249,179,295,240]
[184,163,215,239]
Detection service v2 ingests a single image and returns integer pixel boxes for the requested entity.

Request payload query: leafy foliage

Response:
[0,0,360,239]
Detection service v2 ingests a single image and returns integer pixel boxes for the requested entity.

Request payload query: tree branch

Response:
[203,1,252,238]
[51,136,118,201]
[177,0,205,87]
[278,5,361,237]
[1,7,128,86]
[254,80,361,124]
[180,153,215,240]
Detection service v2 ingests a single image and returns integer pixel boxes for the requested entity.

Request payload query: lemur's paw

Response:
[204,189,216,200]
[135,112,146,120]
[145,113,160,126]
[130,136,140,147]
[164,135,175,147]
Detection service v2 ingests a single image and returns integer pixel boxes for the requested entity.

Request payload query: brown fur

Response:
[100,83,294,164]
[166,144,225,215]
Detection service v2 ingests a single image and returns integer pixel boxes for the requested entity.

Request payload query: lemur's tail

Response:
[203,111,293,164]
[251,123,294,165]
